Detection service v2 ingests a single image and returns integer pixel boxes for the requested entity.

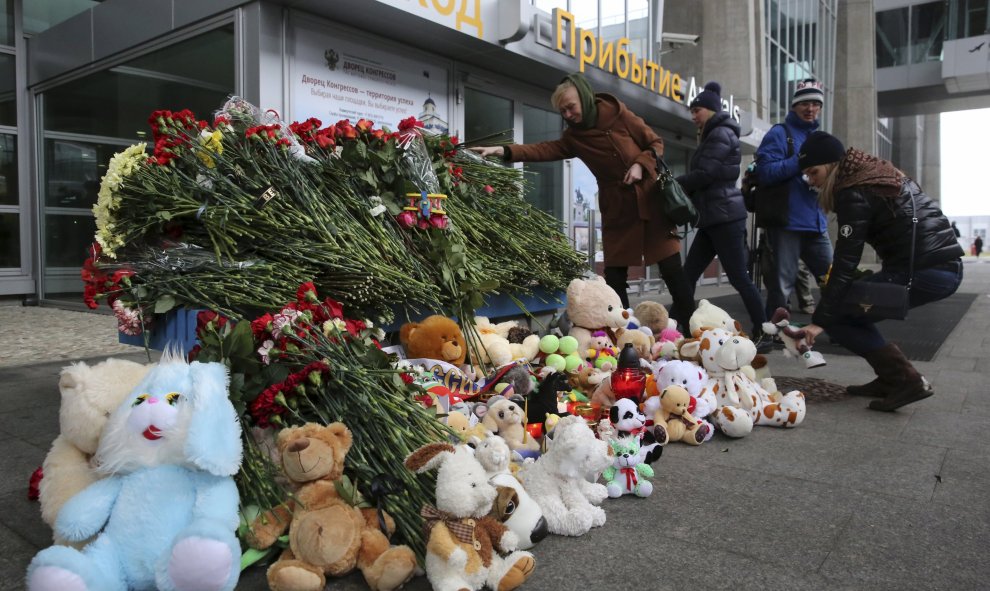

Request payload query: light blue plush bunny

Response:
[27,350,243,591]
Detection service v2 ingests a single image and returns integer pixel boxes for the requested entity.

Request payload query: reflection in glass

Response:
[876,8,909,67]
[464,87,513,144]
[0,211,17,267]
[0,133,16,205]
[23,0,97,36]
[45,213,95,267]
[44,140,125,209]
[764,0,835,125]
[911,2,946,63]
[0,53,15,126]
[0,0,12,46]
[522,104,564,219]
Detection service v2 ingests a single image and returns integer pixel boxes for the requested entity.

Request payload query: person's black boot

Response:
[867,344,934,411]
[847,345,898,397]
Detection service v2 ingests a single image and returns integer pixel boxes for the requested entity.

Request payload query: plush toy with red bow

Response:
[602,436,654,498]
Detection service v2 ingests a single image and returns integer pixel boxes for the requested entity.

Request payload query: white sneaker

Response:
[802,350,826,369]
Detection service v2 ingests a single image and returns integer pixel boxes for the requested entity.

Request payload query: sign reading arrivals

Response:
[291,24,450,134]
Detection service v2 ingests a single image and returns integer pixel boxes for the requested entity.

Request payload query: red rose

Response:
[398,117,424,132]
[355,118,374,133]
[250,313,274,339]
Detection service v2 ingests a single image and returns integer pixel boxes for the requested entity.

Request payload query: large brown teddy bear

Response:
[400,315,467,366]
[246,422,418,591]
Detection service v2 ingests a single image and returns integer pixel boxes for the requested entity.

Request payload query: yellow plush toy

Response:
[656,385,708,446]
[246,423,418,591]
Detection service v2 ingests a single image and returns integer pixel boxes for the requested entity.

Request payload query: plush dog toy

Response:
[39,358,151,546]
[405,442,536,591]
[27,352,243,591]
[518,415,612,537]
[762,307,826,369]
[472,436,549,551]
[245,422,418,591]
[400,315,467,366]
[602,436,654,498]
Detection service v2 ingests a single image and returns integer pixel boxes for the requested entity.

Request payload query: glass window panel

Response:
[0,211,17,267]
[463,88,513,144]
[600,1,625,43]
[522,104,564,219]
[569,0,598,32]
[627,0,650,58]
[0,0,12,46]
[23,0,97,36]
[44,213,95,267]
[43,26,235,137]
[44,139,125,209]
[912,2,946,63]
[876,8,909,68]
[0,133,16,206]
[0,53,15,127]
[965,0,988,38]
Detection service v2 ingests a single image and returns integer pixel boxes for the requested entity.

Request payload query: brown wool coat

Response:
[508,94,681,267]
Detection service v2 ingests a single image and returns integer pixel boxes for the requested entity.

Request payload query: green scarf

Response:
[563,72,598,130]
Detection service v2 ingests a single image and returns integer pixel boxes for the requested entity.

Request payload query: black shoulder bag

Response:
[749,124,793,228]
[653,152,699,228]
[839,187,915,321]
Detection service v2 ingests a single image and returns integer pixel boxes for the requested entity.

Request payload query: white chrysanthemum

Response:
[94,143,146,258]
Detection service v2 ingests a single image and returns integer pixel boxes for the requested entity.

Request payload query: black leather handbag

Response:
[839,186,916,321]
[653,155,699,228]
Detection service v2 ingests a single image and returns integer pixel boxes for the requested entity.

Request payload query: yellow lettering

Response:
[554,9,576,55]
[579,29,597,73]
[419,0,428,6]
[672,74,684,102]
[631,56,645,85]
[657,68,672,96]
[455,0,483,38]
[431,0,456,16]
[646,60,659,91]
[615,38,631,78]
[597,42,614,73]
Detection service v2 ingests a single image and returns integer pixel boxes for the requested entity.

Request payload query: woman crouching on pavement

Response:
[798,131,964,411]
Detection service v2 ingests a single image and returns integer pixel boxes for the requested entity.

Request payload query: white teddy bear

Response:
[564,276,629,358]
[471,436,548,551]
[405,442,536,591]
[518,415,612,537]
[39,357,151,545]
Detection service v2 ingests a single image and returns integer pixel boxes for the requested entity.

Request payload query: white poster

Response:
[291,24,450,134]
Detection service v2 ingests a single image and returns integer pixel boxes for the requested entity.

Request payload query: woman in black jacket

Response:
[677,82,767,343]
[799,132,964,411]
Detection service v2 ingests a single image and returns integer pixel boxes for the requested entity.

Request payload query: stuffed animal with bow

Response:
[602,436,654,498]
[27,351,243,591]
[405,442,536,591]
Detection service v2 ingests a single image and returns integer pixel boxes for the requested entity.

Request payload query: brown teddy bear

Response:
[615,327,655,362]
[400,315,467,366]
[633,301,673,337]
[656,385,709,446]
[246,422,418,591]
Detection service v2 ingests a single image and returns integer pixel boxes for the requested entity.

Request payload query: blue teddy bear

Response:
[27,351,243,591]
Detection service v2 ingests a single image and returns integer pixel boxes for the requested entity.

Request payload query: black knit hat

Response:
[791,78,825,106]
[798,131,845,169]
[689,81,722,113]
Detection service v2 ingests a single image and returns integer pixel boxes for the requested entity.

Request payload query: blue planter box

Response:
[118,307,201,353]
[119,290,566,352]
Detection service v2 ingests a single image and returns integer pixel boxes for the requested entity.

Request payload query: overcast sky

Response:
[941,108,990,217]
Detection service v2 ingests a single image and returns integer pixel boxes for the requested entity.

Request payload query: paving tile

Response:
[0,404,60,450]
[0,440,47,497]
[931,448,990,510]
[819,499,990,590]
[0,521,35,591]
[899,408,990,454]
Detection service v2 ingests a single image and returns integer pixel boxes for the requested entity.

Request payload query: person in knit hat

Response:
[797,132,964,412]
[754,77,834,323]
[469,73,696,331]
[677,81,769,349]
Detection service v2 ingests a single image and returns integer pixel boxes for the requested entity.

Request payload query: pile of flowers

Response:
[87,97,584,334]
[188,282,449,556]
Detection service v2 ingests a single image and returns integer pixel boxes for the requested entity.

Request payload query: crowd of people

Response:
[472,72,964,412]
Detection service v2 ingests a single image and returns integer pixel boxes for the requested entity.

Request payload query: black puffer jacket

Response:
[813,178,964,326]
[676,112,747,229]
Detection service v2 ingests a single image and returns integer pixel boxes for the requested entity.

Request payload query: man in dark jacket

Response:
[755,78,833,319]
[677,82,768,345]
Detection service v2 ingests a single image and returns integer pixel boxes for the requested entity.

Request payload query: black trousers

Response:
[604,253,696,332]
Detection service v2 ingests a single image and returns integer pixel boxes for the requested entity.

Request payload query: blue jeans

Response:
[764,228,833,318]
[825,261,964,355]
[684,219,766,333]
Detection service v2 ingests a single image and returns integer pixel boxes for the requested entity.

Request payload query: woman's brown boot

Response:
[866,344,934,411]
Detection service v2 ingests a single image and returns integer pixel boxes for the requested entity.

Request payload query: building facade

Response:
[1,0,855,304]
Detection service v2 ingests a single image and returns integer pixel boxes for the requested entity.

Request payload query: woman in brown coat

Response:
[470,73,694,330]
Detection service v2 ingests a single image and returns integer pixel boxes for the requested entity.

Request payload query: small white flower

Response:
[257,339,275,365]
